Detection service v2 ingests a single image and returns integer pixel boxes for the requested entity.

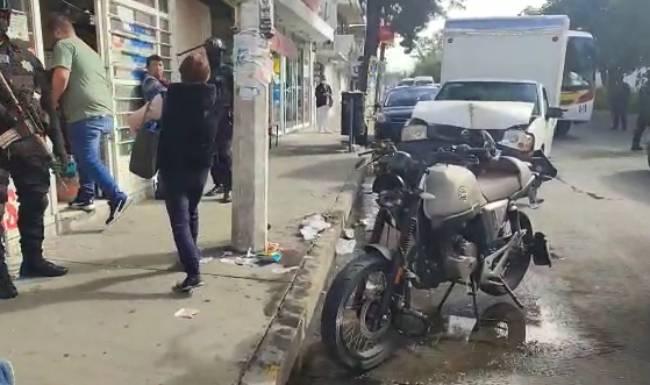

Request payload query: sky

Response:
[386,0,548,73]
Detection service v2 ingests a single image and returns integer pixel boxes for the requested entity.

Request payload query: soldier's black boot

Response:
[0,263,17,299]
[20,257,68,278]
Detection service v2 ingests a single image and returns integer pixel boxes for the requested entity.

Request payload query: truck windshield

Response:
[563,36,597,92]
[436,81,539,115]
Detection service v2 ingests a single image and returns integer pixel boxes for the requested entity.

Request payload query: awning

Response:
[270,30,298,59]
[275,0,334,43]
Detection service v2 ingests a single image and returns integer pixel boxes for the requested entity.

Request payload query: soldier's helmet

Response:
[205,38,226,52]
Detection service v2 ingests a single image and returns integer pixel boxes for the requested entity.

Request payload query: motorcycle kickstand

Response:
[470,279,480,326]
[498,276,525,309]
[436,281,456,313]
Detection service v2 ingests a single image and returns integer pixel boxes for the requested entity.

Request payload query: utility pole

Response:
[374,43,387,113]
[231,0,270,252]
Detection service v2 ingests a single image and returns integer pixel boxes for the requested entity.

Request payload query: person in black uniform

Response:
[203,38,234,203]
[0,1,70,299]
[632,80,650,151]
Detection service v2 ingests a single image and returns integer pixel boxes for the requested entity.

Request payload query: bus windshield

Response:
[563,36,597,92]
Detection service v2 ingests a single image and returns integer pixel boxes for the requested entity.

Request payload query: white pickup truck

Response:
[428,15,571,155]
[427,79,564,153]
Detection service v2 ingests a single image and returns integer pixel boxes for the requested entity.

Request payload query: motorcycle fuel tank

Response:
[423,164,486,220]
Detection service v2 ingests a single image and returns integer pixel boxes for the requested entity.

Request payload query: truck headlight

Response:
[500,129,535,153]
[401,123,428,142]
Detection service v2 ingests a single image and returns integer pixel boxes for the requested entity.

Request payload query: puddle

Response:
[292,296,619,385]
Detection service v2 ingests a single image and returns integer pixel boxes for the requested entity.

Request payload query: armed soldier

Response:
[203,38,234,203]
[0,2,71,299]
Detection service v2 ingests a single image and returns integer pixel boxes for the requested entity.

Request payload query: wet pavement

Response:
[289,114,650,385]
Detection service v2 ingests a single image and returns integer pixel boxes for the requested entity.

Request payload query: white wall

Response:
[173,0,212,75]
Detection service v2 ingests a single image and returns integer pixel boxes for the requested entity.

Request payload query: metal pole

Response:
[349,96,355,153]
[374,43,386,115]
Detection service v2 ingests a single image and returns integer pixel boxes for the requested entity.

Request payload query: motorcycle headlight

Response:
[376,112,387,123]
[500,129,535,153]
[401,123,428,142]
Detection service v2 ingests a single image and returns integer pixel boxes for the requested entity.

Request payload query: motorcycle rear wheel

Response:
[321,252,397,370]
[481,216,533,296]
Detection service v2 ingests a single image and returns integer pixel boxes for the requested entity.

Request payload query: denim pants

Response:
[0,360,14,385]
[162,168,209,276]
[68,116,125,202]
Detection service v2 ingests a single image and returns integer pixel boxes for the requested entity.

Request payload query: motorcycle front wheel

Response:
[321,252,397,370]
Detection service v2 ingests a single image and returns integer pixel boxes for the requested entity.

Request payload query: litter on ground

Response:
[300,214,332,241]
[336,238,357,256]
[174,308,200,319]
[216,242,288,267]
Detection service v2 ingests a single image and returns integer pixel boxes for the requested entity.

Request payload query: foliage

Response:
[538,0,650,77]
[410,36,442,80]
[359,0,461,91]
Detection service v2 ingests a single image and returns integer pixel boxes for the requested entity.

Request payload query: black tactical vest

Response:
[0,41,44,134]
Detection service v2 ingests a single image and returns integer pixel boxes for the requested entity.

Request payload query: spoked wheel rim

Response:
[337,269,393,360]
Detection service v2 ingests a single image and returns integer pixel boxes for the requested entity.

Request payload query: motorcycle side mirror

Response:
[546,107,564,120]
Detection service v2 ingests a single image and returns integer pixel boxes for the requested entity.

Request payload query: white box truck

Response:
[438,16,570,153]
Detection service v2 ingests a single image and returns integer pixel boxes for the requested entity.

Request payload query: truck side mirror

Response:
[546,107,564,119]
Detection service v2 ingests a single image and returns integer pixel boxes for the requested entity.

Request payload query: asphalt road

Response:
[289,113,650,385]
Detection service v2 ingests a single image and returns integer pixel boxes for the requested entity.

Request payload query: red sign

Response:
[379,25,395,43]
[270,30,299,59]
[2,188,18,232]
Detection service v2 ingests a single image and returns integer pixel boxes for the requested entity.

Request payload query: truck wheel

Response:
[555,121,571,137]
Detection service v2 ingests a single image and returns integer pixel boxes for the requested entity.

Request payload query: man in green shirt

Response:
[49,13,129,225]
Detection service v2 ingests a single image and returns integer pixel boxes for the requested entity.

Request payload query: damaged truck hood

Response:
[411,100,535,130]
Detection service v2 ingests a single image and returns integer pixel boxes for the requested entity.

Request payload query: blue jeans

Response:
[162,168,209,276]
[68,116,125,202]
[0,360,14,385]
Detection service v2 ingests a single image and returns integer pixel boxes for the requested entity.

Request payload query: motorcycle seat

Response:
[477,156,533,201]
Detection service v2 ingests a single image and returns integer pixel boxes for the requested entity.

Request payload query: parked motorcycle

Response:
[321,127,557,370]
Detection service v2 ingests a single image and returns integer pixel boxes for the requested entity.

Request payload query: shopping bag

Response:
[128,95,163,179]
[129,128,159,179]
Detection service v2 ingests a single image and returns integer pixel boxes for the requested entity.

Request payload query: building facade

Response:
[3,0,363,268]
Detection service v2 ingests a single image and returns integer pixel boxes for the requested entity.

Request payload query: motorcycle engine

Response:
[412,234,478,289]
[443,235,479,282]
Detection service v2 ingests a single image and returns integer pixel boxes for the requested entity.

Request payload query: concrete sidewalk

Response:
[0,132,361,385]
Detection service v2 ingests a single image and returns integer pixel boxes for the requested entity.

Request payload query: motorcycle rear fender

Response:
[364,244,392,261]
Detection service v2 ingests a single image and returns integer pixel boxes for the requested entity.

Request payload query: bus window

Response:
[563,36,597,92]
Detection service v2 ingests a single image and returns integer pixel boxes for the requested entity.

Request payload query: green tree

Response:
[410,36,442,81]
[359,0,462,92]
[538,0,650,79]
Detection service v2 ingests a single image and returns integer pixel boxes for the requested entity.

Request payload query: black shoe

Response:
[221,191,231,203]
[172,275,204,293]
[68,198,96,212]
[0,265,17,299]
[106,195,131,226]
[204,186,222,197]
[632,144,643,151]
[20,259,68,278]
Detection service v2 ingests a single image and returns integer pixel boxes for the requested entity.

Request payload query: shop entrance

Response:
[40,0,100,63]
[38,0,108,205]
